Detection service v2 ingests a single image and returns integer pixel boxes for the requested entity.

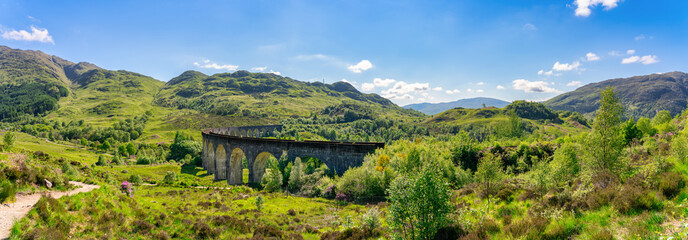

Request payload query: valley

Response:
[1,45,688,240]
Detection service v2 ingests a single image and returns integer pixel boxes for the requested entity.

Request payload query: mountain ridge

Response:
[545,71,688,119]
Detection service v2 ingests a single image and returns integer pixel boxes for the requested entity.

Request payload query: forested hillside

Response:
[546,71,688,119]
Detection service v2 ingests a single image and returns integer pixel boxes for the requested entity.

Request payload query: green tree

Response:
[100,140,111,152]
[261,157,283,192]
[388,164,451,240]
[163,171,178,184]
[474,153,505,196]
[2,131,16,151]
[288,157,305,192]
[621,118,642,145]
[652,110,672,126]
[505,110,524,138]
[636,117,656,137]
[96,155,108,166]
[585,87,624,175]
[126,142,137,156]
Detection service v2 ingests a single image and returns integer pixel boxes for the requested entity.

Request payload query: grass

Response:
[10,184,381,239]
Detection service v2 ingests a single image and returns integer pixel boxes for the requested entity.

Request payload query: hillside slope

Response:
[545,72,688,118]
[155,70,422,120]
[404,97,510,115]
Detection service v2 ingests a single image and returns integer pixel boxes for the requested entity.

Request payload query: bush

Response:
[658,171,685,199]
[613,185,663,214]
[163,172,177,184]
[505,217,549,238]
[388,164,452,240]
[129,174,143,185]
[96,155,108,166]
[360,207,381,231]
[136,155,153,165]
[253,225,283,238]
[0,180,16,203]
[255,195,264,211]
[288,158,305,192]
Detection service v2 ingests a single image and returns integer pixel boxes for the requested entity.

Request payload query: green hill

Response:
[155,70,421,121]
[403,97,510,115]
[545,71,688,119]
[423,101,589,139]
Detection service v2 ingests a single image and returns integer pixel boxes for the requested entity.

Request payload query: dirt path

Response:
[0,181,100,239]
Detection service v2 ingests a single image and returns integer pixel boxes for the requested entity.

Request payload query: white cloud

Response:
[382,81,430,96]
[573,0,622,17]
[466,88,474,93]
[362,83,375,91]
[251,66,267,71]
[496,85,506,90]
[552,61,581,71]
[476,82,485,86]
[586,52,600,61]
[373,78,396,87]
[1,26,54,44]
[269,70,281,75]
[476,89,484,93]
[294,54,332,61]
[445,89,461,94]
[626,49,636,55]
[512,79,562,93]
[348,60,374,73]
[523,23,537,31]
[621,56,639,64]
[538,69,554,76]
[567,81,583,87]
[609,51,622,56]
[634,34,653,41]
[432,87,443,91]
[622,55,658,65]
[384,94,414,100]
[193,59,239,71]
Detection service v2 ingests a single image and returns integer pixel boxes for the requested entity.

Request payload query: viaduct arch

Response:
[202,125,385,185]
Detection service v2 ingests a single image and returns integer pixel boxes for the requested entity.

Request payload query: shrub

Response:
[474,153,504,198]
[388,164,452,240]
[288,158,305,192]
[163,172,177,184]
[132,220,153,234]
[96,155,108,166]
[261,157,283,193]
[658,171,685,199]
[360,207,381,232]
[0,180,16,203]
[506,217,549,238]
[193,221,219,239]
[136,155,153,165]
[336,163,387,201]
[2,131,16,150]
[613,185,663,214]
[253,225,283,238]
[129,174,143,185]
[255,195,264,211]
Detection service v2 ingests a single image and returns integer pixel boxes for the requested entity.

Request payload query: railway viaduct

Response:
[201,125,385,185]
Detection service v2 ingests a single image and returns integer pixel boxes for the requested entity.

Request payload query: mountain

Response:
[403,97,510,115]
[545,72,688,119]
[0,45,164,122]
[156,70,422,120]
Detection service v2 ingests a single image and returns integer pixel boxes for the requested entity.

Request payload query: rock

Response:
[44,179,52,189]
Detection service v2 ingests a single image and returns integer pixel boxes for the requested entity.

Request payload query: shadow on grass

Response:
[181,165,211,177]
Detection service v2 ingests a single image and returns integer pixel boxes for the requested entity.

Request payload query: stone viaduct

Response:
[202,125,385,185]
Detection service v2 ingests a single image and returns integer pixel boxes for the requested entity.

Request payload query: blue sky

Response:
[1,0,687,106]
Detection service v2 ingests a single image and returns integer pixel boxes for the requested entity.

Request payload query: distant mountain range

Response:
[545,71,688,119]
[403,97,510,115]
